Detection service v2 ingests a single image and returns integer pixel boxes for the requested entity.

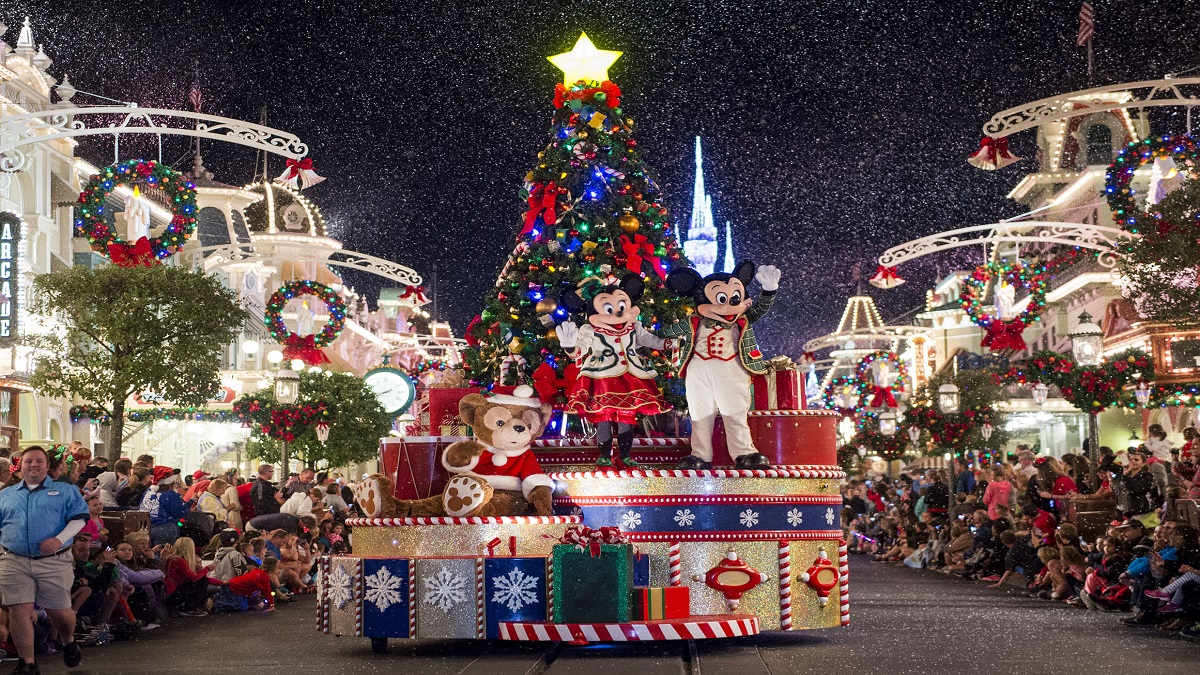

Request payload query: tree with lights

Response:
[28,265,246,461]
[1117,175,1200,330]
[242,370,392,469]
[463,33,690,405]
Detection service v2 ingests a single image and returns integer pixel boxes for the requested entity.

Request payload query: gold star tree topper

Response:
[547,33,622,85]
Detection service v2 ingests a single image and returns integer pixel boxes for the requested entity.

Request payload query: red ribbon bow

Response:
[532,362,579,407]
[522,182,562,237]
[875,266,899,280]
[555,524,629,557]
[281,157,314,179]
[980,137,1010,161]
[981,319,1027,351]
[868,386,898,409]
[619,234,666,279]
[107,236,157,268]
[400,285,429,304]
[282,334,331,365]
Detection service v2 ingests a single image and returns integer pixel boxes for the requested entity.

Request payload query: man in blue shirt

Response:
[0,446,88,672]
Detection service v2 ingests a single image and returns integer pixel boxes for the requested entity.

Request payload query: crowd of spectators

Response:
[844,439,1200,640]
[0,441,361,674]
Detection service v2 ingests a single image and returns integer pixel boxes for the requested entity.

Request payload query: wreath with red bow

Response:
[854,351,908,409]
[822,375,865,417]
[264,281,347,365]
[959,261,1047,351]
[75,159,197,266]
[1106,134,1200,233]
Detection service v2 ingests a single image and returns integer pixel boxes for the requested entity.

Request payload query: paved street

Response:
[38,556,1200,675]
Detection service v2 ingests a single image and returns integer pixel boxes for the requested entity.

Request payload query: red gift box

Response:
[752,367,801,411]
[632,586,690,620]
[425,387,479,436]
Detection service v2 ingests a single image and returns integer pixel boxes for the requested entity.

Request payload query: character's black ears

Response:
[619,273,644,301]
[560,289,589,313]
[666,268,703,297]
[732,260,756,285]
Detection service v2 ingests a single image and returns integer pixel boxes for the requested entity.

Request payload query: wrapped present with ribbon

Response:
[425,388,477,437]
[751,355,802,410]
[439,413,472,437]
[550,525,634,623]
[632,586,690,620]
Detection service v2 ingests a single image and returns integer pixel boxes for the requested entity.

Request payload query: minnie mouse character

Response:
[557,274,670,468]
[661,261,781,470]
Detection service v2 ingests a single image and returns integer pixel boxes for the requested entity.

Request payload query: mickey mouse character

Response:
[558,274,670,468]
[661,261,781,470]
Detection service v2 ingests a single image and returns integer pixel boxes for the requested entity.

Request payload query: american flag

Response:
[1077,2,1094,46]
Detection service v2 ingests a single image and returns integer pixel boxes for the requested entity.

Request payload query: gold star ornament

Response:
[547,33,622,85]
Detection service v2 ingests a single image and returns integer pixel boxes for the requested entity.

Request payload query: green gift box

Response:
[551,543,634,623]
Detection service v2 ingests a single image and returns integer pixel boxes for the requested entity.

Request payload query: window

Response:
[1085,124,1113,166]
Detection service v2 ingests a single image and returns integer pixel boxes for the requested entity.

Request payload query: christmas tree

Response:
[464,33,690,402]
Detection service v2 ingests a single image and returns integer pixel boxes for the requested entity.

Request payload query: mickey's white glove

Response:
[755,265,781,292]
[556,321,579,349]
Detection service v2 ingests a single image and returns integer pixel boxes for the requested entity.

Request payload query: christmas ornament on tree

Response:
[463,33,690,400]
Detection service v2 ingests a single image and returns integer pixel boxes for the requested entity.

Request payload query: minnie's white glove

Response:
[556,321,579,349]
[755,265,781,292]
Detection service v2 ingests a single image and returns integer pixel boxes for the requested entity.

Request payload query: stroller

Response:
[179,511,218,548]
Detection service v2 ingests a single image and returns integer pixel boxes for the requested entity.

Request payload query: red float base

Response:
[711,411,838,466]
[498,614,760,643]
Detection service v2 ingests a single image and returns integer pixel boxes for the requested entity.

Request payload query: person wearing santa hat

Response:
[140,468,192,546]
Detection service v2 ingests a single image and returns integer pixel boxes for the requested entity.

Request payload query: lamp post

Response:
[275,369,300,478]
[1070,311,1104,485]
[878,410,897,437]
[938,382,960,508]
[1031,382,1050,406]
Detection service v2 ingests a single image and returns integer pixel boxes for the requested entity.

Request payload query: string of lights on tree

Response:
[462,36,690,405]
[75,159,198,264]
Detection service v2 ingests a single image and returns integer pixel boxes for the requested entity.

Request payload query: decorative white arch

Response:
[982,76,1200,138]
[183,241,424,288]
[0,106,309,172]
[877,221,1132,270]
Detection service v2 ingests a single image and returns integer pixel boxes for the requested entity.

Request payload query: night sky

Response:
[5,0,1198,355]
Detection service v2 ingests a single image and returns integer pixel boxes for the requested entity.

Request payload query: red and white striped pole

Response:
[668,541,682,587]
[838,539,850,626]
[778,540,792,630]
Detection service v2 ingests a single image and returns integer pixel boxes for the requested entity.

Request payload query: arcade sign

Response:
[0,212,19,347]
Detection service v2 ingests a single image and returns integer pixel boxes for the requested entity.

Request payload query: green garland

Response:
[75,159,198,260]
[996,348,1154,413]
[127,408,243,423]
[69,405,110,424]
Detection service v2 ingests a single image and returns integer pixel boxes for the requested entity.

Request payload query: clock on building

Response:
[363,367,416,416]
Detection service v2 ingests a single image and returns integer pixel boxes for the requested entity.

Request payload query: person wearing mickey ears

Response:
[557,274,671,468]
[660,261,782,471]
[0,446,89,673]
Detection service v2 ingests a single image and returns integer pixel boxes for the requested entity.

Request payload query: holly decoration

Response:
[959,260,1047,352]
[1105,133,1200,233]
[854,350,907,408]
[264,280,347,365]
[75,159,197,265]
[995,348,1154,413]
[232,396,331,442]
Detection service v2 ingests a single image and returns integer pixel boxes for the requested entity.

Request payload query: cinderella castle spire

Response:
[684,136,718,277]
[722,220,735,273]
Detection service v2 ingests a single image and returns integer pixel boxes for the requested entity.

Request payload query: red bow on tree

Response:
[868,265,905,289]
[620,234,665,279]
[967,136,1022,170]
[868,385,898,409]
[532,362,579,407]
[107,236,157,268]
[282,334,331,365]
[464,315,482,347]
[522,182,563,238]
[981,319,1027,351]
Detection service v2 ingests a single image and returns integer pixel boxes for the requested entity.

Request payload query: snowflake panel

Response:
[415,557,479,639]
[361,558,410,639]
[483,557,547,639]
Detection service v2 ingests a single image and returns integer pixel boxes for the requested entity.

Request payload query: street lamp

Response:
[938,383,960,414]
[981,421,994,441]
[1031,382,1050,406]
[857,445,867,458]
[275,369,301,476]
[1134,381,1152,408]
[315,421,331,445]
[878,410,897,436]
[907,425,921,444]
[1070,311,1104,480]
[1128,431,1141,449]
[266,350,284,366]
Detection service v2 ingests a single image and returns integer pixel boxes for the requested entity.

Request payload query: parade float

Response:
[315,34,849,651]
